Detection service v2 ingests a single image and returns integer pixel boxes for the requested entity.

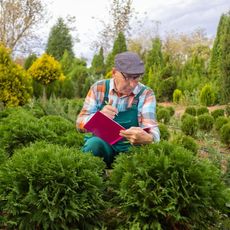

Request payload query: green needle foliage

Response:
[0,142,106,229]
[109,141,230,230]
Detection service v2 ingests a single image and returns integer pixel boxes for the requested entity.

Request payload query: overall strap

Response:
[103,79,110,104]
[132,86,146,107]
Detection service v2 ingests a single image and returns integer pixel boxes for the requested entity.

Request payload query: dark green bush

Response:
[211,109,225,120]
[196,106,209,116]
[181,114,198,137]
[158,123,170,141]
[172,134,198,154]
[109,141,230,229]
[197,114,214,132]
[0,142,106,229]
[184,106,196,116]
[215,116,229,131]
[156,108,170,124]
[166,106,175,117]
[220,123,230,146]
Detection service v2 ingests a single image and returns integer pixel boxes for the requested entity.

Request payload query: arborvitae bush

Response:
[215,116,229,131]
[0,142,106,229]
[196,106,209,115]
[109,141,230,229]
[220,123,230,146]
[199,84,216,106]
[166,106,175,117]
[211,109,225,120]
[156,108,170,124]
[172,134,198,154]
[184,106,196,116]
[173,89,183,103]
[158,123,170,140]
[197,114,214,132]
[181,114,198,137]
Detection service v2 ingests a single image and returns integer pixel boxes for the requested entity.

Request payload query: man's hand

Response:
[100,100,118,119]
[119,127,153,145]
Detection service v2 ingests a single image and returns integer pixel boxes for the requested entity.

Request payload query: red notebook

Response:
[84,111,126,145]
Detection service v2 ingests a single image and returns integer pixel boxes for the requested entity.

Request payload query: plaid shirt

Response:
[76,79,160,142]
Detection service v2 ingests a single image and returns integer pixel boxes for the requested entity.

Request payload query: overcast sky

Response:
[41,0,229,63]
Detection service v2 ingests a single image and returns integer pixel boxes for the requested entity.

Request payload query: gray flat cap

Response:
[115,51,145,75]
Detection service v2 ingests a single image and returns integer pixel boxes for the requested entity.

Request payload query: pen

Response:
[105,100,118,116]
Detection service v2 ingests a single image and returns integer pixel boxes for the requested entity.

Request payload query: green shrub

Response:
[225,105,230,117]
[109,141,230,229]
[166,106,175,117]
[215,116,229,131]
[211,109,225,120]
[173,89,183,103]
[172,134,198,154]
[181,114,198,137]
[158,123,170,141]
[197,114,214,132]
[156,108,170,124]
[0,149,7,165]
[220,123,230,146]
[199,84,215,106]
[0,142,106,229]
[184,106,196,116]
[196,106,209,116]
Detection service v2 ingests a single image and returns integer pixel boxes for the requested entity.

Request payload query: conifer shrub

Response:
[220,123,230,146]
[109,141,230,229]
[158,123,170,140]
[172,134,198,154]
[181,114,198,137]
[211,109,225,120]
[166,106,175,117]
[197,114,214,132]
[0,142,106,229]
[199,84,215,106]
[184,106,196,116]
[156,108,170,124]
[215,116,229,131]
[173,89,183,104]
[196,106,209,116]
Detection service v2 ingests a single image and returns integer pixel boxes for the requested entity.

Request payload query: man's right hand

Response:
[100,101,118,119]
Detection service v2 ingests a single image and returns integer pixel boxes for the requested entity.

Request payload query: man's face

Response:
[113,69,142,96]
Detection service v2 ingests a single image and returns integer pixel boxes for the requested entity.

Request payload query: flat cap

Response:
[115,51,145,75]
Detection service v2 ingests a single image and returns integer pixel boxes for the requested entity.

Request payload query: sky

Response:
[40,0,229,64]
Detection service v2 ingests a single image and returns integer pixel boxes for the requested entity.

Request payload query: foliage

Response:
[211,109,225,120]
[181,114,198,137]
[24,53,38,70]
[226,104,230,116]
[197,114,214,132]
[46,17,74,61]
[28,53,62,86]
[0,44,32,107]
[173,89,183,104]
[60,50,75,75]
[91,47,105,75]
[156,108,170,124]
[0,0,46,53]
[0,142,106,229]
[220,123,230,146]
[215,116,229,131]
[158,123,170,141]
[184,106,196,116]
[0,149,7,165]
[109,141,230,229]
[166,106,175,117]
[199,84,216,106]
[196,106,209,115]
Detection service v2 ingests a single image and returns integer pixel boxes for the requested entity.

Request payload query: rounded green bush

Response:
[184,106,196,116]
[0,142,106,229]
[211,109,225,120]
[166,106,175,117]
[181,114,198,137]
[110,141,230,229]
[173,89,182,104]
[220,123,230,146]
[215,116,229,131]
[199,84,215,106]
[197,114,214,132]
[172,134,198,154]
[157,108,170,124]
[158,123,170,141]
[196,106,209,116]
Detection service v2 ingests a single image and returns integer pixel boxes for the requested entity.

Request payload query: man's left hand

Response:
[119,127,153,145]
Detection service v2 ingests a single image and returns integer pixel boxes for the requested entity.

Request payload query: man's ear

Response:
[112,68,116,76]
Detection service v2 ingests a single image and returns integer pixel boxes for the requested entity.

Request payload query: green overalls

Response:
[82,79,146,167]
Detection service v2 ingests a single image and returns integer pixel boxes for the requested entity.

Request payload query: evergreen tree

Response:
[24,53,37,70]
[46,18,74,61]
[91,47,105,75]
[105,32,127,73]
[60,50,75,75]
